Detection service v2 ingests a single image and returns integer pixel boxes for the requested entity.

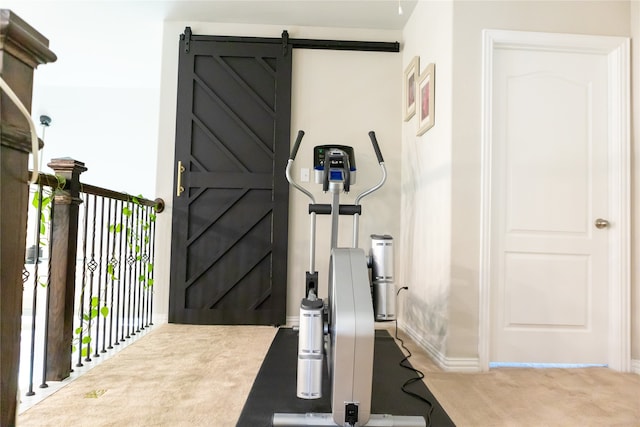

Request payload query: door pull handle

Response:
[176,160,185,197]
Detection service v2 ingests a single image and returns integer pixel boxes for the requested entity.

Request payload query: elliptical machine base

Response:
[272,413,427,427]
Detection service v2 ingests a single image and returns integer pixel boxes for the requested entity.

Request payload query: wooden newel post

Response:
[0,9,56,426]
[46,158,87,381]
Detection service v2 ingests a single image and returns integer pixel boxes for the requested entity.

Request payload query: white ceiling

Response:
[6,1,417,30]
[3,1,416,88]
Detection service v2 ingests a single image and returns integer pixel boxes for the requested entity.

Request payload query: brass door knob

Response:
[594,218,609,229]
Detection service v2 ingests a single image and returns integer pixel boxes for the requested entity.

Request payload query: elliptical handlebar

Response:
[290,130,305,160]
[286,130,316,204]
[352,131,387,247]
[367,131,385,164]
[355,131,387,205]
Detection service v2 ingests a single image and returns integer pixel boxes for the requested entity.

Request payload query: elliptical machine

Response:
[273,131,425,427]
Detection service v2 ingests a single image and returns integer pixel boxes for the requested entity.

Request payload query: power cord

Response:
[395,286,434,426]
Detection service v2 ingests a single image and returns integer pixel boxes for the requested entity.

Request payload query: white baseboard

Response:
[289,316,481,372]
[400,321,482,372]
[152,314,168,325]
[286,315,299,328]
[632,359,640,374]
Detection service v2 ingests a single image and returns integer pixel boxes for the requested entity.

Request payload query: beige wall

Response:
[401,0,636,369]
[399,0,455,361]
[631,0,639,364]
[154,21,402,324]
[288,46,402,319]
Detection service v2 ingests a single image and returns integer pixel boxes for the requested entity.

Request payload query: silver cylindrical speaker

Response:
[296,298,324,399]
[370,234,396,321]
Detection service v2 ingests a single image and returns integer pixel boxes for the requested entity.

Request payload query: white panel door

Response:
[490,44,610,364]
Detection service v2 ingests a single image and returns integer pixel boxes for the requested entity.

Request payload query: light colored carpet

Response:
[394,327,640,427]
[17,324,277,427]
[16,324,640,427]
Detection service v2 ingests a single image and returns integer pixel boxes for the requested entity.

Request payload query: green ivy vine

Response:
[29,175,66,287]
[72,194,157,355]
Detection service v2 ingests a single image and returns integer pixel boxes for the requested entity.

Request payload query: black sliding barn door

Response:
[169,32,292,325]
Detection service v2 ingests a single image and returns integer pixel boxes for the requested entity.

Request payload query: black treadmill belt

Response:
[237,328,455,426]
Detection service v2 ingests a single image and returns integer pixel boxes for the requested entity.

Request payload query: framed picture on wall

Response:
[403,56,420,121]
[417,63,435,135]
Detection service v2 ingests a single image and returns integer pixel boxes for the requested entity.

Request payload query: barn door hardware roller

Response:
[181,27,192,53]
[282,30,290,56]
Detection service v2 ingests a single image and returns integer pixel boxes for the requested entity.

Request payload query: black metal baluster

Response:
[130,204,137,337]
[107,198,116,350]
[135,204,144,333]
[121,199,130,343]
[116,200,124,344]
[149,204,156,326]
[139,205,147,330]
[144,205,152,328]
[132,202,138,336]
[25,184,44,396]
[76,193,90,367]
[40,198,54,390]
[93,196,105,358]
[125,201,133,339]
[145,205,151,327]
[85,194,98,362]
[101,198,112,353]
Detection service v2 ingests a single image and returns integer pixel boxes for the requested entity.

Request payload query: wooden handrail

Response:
[33,171,165,212]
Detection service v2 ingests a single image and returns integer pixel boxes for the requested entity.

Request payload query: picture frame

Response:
[403,56,420,121]
[417,63,435,136]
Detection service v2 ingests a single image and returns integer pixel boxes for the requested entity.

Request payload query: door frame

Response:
[478,29,631,371]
